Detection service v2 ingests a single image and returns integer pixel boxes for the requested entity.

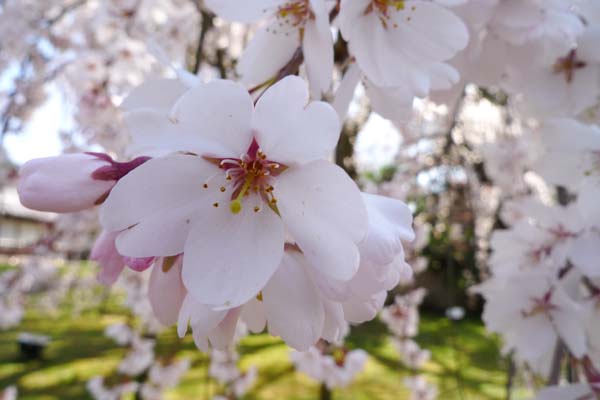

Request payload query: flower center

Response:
[365,0,409,28]
[553,49,587,84]
[521,290,558,318]
[203,140,287,215]
[277,1,314,28]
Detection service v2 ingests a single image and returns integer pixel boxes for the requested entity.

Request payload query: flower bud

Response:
[18,154,115,213]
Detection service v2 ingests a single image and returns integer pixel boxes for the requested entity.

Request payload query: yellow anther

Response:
[220,186,226,192]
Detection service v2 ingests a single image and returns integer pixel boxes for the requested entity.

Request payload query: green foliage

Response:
[0,300,511,400]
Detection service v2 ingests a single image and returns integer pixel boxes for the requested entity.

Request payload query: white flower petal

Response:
[100,154,213,257]
[360,193,414,265]
[182,194,285,309]
[240,298,267,333]
[276,160,368,281]
[263,251,324,350]
[208,308,242,350]
[177,295,227,339]
[577,177,600,226]
[124,110,229,158]
[149,257,186,326]
[204,0,285,22]
[570,231,600,277]
[322,300,346,343]
[342,291,386,323]
[237,23,299,86]
[303,0,334,97]
[254,76,340,165]
[332,63,361,121]
[121,78,189,113]
[170,80,254,157]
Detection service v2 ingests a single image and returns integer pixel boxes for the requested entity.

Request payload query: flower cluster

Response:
[17,75,414,353]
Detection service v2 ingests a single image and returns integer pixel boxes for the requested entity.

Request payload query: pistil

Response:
[230,173,255,214]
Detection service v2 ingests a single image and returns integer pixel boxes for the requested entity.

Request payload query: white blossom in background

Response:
[205,0,334,97]
[404,375,438,400]
[290,343,368,389]
[208,322,258,399]
[381,288,426,338]
[381,288,436,394]
[140,358,191,400]
[87,377,138,400]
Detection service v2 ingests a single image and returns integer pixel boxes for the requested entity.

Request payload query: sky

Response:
[4,84,64,166]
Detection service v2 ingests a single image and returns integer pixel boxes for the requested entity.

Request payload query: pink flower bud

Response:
[18,154,116,213]
[18,153,151,213]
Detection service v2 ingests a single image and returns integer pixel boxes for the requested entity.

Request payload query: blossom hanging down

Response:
[337,0,469,92]
[174,190,415,351]
[100,76,368,310]
[205,0,334,97]
[334,0,469,122]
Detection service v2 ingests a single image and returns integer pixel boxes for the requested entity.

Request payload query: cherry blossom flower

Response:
[174,189,413,351]
[505,27,600,118]
[392,338,431,369]
[536,118,600,192]
[337,0,469,91]
[475,271,587,367]
[381,288,427,338]
[490,0,583,47]
[101,76,367,311]
[205,0,333,97]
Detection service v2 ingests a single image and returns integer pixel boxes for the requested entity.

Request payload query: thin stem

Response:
[319,383,332,400]
[548,340,564,385]
[193,9,215,74]
[505,352,516,400]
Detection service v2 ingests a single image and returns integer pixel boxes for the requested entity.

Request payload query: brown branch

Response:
[192,9,215,74]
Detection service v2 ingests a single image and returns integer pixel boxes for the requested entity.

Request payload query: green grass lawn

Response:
[0,295,515,400]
